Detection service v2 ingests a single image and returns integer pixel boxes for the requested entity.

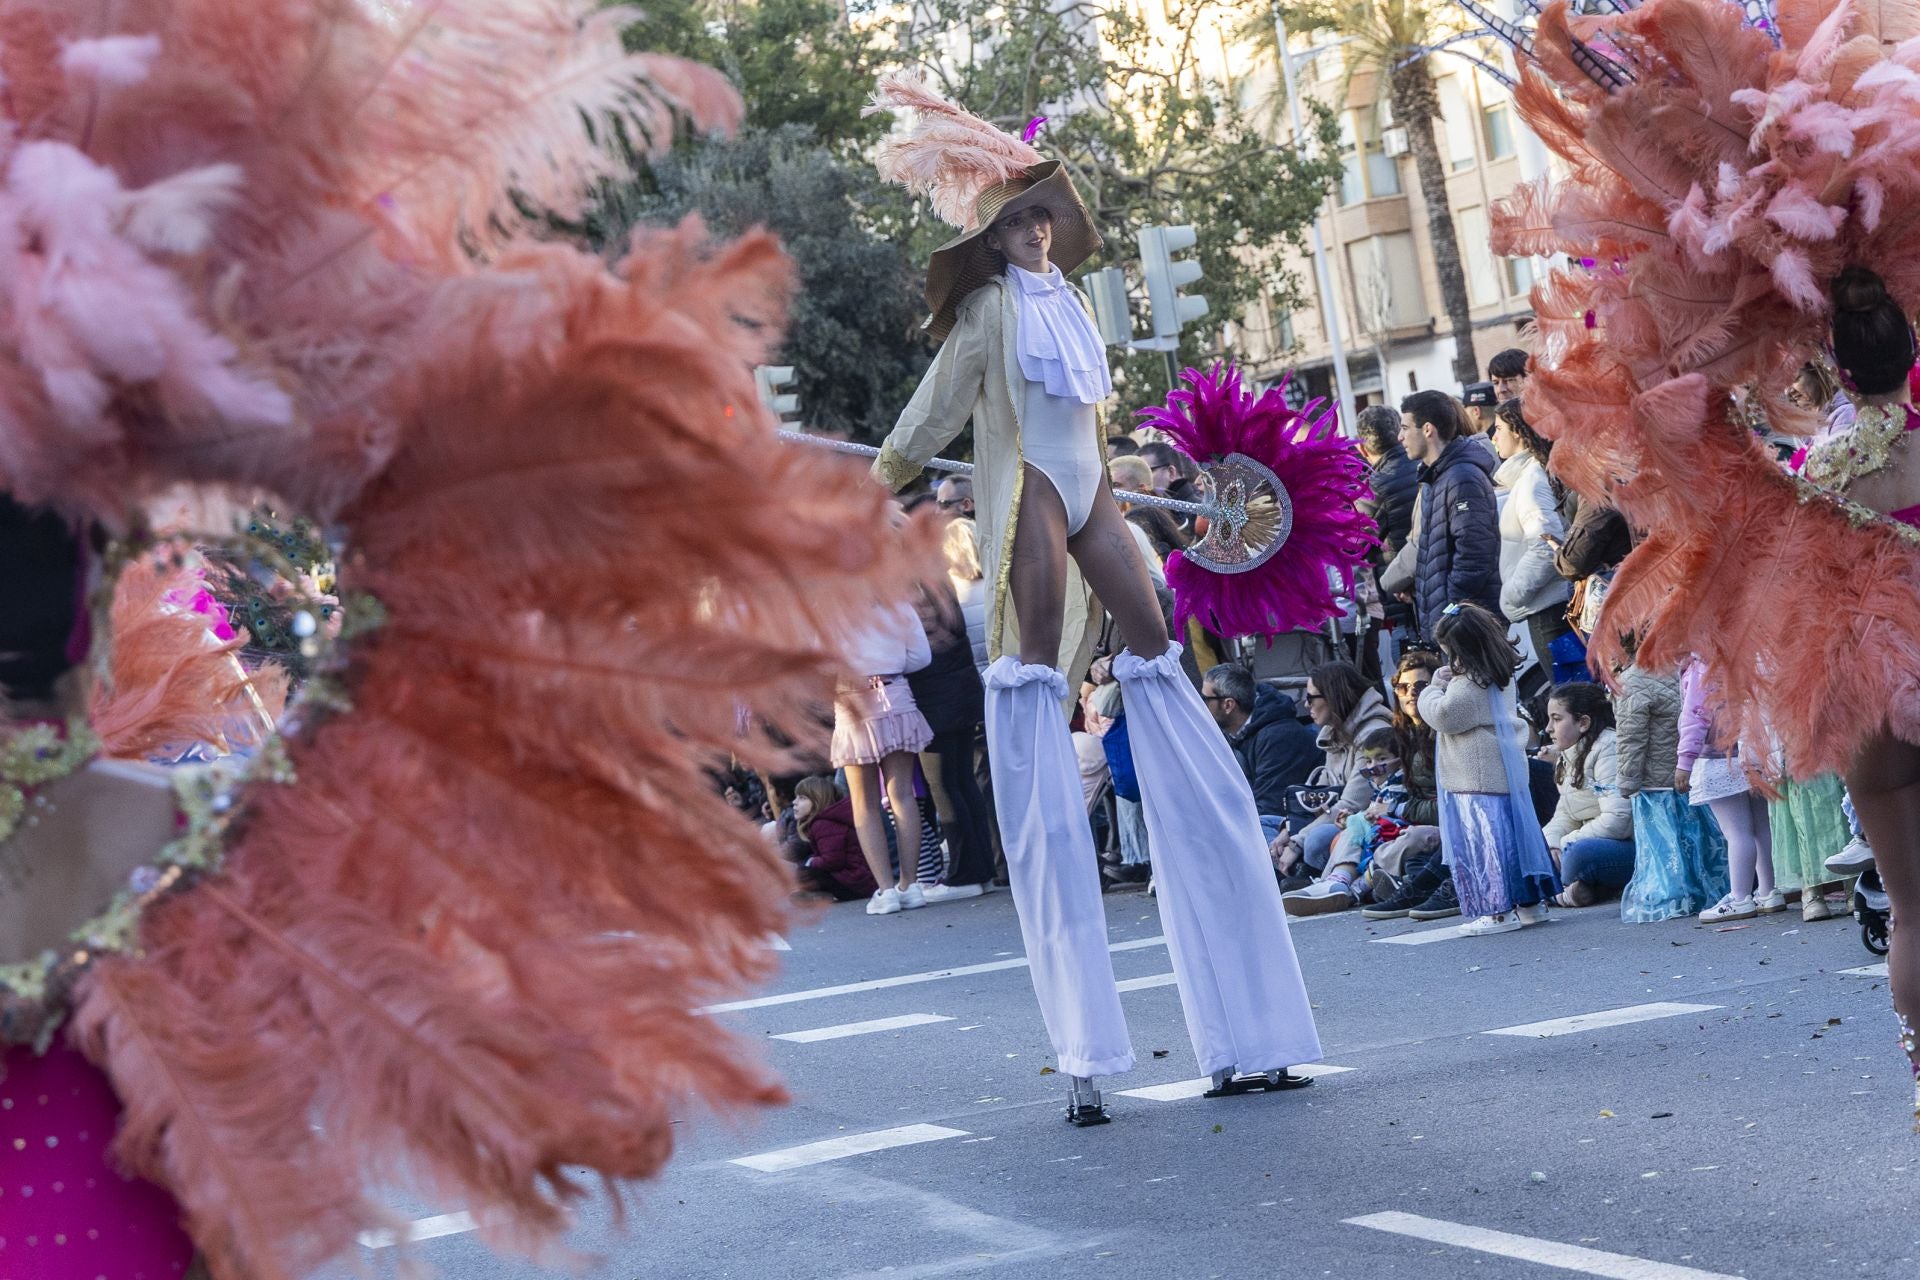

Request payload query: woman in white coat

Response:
[1491,400,1573,673]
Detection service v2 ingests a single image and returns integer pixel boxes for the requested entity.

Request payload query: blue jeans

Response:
[1562,836,1637,892]
[1260,815,1287,845]
[1299,822,1340,874]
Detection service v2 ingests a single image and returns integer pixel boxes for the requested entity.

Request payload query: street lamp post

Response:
[1272,4,1356,430]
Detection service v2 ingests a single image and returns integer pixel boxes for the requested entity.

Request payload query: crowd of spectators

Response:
[738,346,1864,937]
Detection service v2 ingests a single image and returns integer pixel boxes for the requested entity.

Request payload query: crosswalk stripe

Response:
[1345,1210,1739,1278]
[1371,923,1473,945]
[1117,1063,1354,1102]
[1115,972,1178,993]
[358,1211,477,1250]
[731,1124,968,1173]
[704,936,1168,1013]
[771,1013,953,1043]
[1482,1002,1722,1039]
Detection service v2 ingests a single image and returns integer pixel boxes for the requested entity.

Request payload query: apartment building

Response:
[1224,39,1549,415]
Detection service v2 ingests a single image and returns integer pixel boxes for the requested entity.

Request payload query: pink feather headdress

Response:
[865,72,1043,229]
[1486,0,1920,778]
[1138,364,1376,640]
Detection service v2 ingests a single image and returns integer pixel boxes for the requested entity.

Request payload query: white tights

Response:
[1707,792,1775,900]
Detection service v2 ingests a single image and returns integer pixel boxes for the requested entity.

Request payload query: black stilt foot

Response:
[1204,1067,1315,1098]
[1065,1076,1113,1126]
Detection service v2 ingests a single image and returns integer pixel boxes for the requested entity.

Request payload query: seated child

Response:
[1281,727,1409,916]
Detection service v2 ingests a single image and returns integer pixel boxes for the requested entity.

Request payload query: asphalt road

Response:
[328,884,1917,1280]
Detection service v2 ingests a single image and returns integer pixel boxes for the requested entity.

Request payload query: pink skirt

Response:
[830,675,932,767]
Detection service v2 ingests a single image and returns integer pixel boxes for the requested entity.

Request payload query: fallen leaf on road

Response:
[1039,1066,1056,1075]
[1651,1112,1674,1119]
[1153,1049,1170,1058]
[1599,1109,1615,1118]
[1211,1124,1223,1134]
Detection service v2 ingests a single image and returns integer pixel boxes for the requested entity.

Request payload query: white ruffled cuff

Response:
[1110,643,1186,684]
[984,656,1068,699]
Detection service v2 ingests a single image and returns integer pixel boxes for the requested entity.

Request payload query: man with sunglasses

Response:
[935,476,975,520]
[1201,663,1319,825]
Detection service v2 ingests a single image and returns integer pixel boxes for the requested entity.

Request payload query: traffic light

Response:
[753,365,800,427]
[1138,223,1209,341]
[1084,267,1134,347]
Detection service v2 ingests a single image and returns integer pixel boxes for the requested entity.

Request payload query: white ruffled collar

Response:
[1005,265,1112,405]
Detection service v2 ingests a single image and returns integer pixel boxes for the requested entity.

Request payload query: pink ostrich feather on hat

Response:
[865,71,1043,229]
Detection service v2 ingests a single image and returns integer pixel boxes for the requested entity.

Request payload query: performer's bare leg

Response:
[1845,729,1920,1110]
[1068,482,1170,660]
[1010,465,1070,665]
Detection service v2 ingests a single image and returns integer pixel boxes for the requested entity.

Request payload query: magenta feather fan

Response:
[1137,364,1377,640]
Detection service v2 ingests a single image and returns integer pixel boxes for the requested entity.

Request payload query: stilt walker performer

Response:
[865,75,1326,1123]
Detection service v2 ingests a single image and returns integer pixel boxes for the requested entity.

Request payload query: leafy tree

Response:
[892,0,1345,400]
[1248,0,1483,383]
[591,124,929,445]
[618,0,889,146]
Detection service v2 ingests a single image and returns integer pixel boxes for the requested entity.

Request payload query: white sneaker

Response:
[1515,902,1549,927]
[1802,894,1835,923]
[1283,879,1355,917]
[920,882,987,904]
[866,887,903,916]
[1699,893,1756,923]
[898,883,927,910]
[1826,838,1875,877]
[1460,913,1522,936]
[1753,887,1787,913]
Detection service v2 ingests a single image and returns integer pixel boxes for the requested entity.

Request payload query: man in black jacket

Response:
[1356,404,1418,567]
[1355,404,1418,673]
[1400,390,1502,639]
[1202,663,1320,822]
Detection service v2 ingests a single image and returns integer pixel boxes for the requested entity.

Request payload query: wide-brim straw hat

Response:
[924,160,1100,342]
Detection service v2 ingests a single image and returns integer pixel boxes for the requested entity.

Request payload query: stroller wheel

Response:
[1863,914,1891,957]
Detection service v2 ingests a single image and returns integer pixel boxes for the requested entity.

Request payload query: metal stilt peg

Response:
[1064,1075,1112,1127]
[1203,1066,1316,1098]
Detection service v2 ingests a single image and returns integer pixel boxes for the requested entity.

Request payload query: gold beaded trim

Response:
[1802,403,1913,492]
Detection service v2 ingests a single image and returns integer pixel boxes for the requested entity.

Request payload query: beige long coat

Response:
[873,276,1102,683]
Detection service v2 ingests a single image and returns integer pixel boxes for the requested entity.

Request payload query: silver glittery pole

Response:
[778,429,1212,519]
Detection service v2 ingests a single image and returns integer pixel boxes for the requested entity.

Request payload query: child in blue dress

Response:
[1418,603,1560,936]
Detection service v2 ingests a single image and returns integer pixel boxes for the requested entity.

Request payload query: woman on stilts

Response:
[865,74,1322,1123]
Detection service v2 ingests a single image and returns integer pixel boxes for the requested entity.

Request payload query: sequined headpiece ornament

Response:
[1136,364,1376,639]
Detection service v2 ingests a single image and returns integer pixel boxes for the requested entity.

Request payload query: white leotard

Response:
[1019,376,1103,536]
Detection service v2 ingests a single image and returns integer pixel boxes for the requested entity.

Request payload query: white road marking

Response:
[763,934,792,952]
[1372,923,1473,945]
[1842,962,1890,977]
[1345,1211,1739,1279]
[358,1211,477,1250]
[771,1013,954,1043]
[705,936,1167,1013]
[731,1124,968,1173]
[1115,972,1178,993]
[1117,1063,1354,1101]
[1482,1002,1722,1040]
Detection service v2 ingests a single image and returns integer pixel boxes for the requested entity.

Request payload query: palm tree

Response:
[1246,0,1480,385]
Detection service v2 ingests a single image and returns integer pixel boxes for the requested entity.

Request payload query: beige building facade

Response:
[1221,35,1549,415]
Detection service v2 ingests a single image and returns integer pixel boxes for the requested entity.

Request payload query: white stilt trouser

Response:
[984,658,1135,1078]
[1113,644,1323,1077]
